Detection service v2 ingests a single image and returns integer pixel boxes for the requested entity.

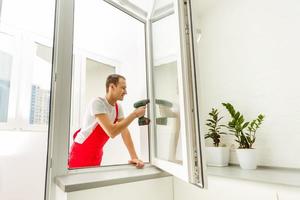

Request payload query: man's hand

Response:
[128,158,144,169]
[133,106,146,118]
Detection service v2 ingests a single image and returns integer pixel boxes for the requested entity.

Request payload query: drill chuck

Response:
[134,99,150,108]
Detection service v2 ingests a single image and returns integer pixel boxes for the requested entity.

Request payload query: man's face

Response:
[113,78,127,101]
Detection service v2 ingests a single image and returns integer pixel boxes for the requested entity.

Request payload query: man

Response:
[68,74,146,169]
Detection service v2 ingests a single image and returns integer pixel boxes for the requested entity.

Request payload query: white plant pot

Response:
[205,146,230,167]
[236,148,257,170]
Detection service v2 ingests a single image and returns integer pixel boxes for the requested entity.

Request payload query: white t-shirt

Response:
[74,97,124,144]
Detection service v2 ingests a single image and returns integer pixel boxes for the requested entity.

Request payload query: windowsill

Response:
[207,165,300,188]
[55,165,171,192]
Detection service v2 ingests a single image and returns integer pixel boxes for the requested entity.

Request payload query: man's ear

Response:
[110,83,116,90]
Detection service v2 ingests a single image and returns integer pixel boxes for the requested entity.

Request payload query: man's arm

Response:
[95,106,145,138]
[119,118,144,169]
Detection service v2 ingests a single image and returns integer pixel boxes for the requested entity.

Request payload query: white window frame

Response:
[147,0,206,187]
[149,9,191,182]
[45,1,149,199]
[65,0,149,171]
[46,0,206,199]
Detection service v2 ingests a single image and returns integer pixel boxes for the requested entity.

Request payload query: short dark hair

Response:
[106,74,125,93]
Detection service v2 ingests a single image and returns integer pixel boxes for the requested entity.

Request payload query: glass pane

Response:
[69,0,148,169]
[0,51,12,122]
[0,0,55,200]
[29,43,52,125]
[152,13,182,164]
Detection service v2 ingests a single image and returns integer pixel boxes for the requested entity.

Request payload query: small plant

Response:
[205,108,227,147]
[246,114,265,147]
[222,103,265,149]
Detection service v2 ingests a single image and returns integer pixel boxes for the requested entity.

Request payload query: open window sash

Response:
[147,0,206,188]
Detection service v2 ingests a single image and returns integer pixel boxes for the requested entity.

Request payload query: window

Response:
[0,32,17,129]
[46,1,206,199]
[0,32,53,131]
[153,61,182,163]
[0,51,12,122]
[29,43,52,126]
[149,0,204,186]
[68,0,148,168]
[0,1,55,200]
[152,12,182,164]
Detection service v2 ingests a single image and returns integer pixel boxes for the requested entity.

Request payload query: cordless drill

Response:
[133,99,150,126]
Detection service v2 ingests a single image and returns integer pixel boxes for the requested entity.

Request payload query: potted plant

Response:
[205,108,229,167]
[222,103,265,169]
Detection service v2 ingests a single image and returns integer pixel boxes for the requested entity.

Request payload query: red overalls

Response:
[68,104,118,168]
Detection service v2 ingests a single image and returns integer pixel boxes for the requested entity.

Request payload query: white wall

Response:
[85,59,115,105]
[58,177,173,200]
[196,0,300,168]
[0,131,48,200]
[174,176,300,200]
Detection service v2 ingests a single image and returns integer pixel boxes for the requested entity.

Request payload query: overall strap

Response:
[114,103,119,123]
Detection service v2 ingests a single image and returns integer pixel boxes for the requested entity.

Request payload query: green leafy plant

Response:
[247,114,265,146]
[205,108,227,147]
[222,103,265,149]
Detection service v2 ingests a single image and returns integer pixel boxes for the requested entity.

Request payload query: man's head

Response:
[106,74,127,100]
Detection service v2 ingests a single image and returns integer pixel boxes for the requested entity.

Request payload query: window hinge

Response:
[50,158,53,168]
[193,149,200,182]
[185,24,189,35]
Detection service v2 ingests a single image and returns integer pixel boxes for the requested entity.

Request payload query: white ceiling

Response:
[120,0,173,15]
[122,0,220,18]
[127,0,154,13]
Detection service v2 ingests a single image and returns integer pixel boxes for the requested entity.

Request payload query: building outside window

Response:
[30,85,50,125]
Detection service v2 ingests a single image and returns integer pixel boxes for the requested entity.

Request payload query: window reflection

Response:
[152,13,182,164]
